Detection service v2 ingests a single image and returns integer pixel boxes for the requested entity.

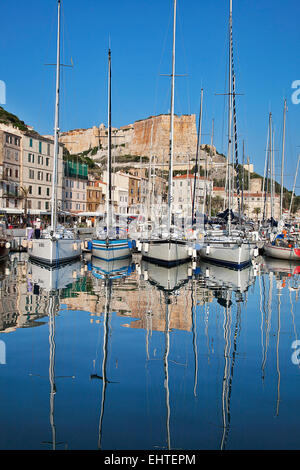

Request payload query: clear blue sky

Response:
[1,0,300,192]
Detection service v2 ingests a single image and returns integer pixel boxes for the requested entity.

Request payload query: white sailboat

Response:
[199,0,255,268]
[141,0,192,266]
[91,48,132,261]
[28,0,81,265]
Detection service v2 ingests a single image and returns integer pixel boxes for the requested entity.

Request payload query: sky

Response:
[1,0,300,192]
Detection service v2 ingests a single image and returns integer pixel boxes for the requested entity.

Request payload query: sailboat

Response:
[91,49,133,261]
[199,0,255,269]
[263,101,300,261]
[28,0,81,265]
[141,0,192,266]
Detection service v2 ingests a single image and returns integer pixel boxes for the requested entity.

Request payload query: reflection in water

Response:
[140,260,192,451]
[90,257,134,450]
[0,253,299,450]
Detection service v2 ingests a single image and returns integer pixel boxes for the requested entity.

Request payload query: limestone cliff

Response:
[59,114,199,163]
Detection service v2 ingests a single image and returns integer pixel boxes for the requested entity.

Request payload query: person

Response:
[33,218,41,239]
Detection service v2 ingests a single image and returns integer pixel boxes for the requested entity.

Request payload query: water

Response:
[0,252,299,450]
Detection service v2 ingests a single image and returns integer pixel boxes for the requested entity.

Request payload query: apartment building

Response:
[173,174,213,216]
[21,134,63,214]
[62,161,88,213]
[0,125,22,210]
[213,187,280,220]
[87,178,105,212]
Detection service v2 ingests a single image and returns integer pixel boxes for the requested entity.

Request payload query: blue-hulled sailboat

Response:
[91,48,133,261]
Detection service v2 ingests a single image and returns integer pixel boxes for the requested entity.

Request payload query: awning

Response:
[0,208,24,214]
[76,212,104,217]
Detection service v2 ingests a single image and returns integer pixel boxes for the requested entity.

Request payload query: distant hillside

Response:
[0,106,42,139]
[0,106,28,132]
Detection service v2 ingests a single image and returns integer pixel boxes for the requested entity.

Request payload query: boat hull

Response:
[264,243,300,261]
[141,259,191,291]
[199,241,253,269]
[198,259,254,292]
[0,245,9,260]
[141,239,191,266]
[91,238,132,261]
[27,259,83,291]
[28,238,82,266]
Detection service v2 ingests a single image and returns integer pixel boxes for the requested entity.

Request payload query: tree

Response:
[19,186,30,223]
[253,207,261,220]
[211,196,223,216]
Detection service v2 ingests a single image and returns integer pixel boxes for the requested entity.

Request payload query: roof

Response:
[173,174,208,180]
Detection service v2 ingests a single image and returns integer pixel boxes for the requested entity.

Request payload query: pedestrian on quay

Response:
[33,218,41,239]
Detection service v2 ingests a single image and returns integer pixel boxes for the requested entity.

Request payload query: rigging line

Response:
[153,3,173,117]
[176,2,191,115]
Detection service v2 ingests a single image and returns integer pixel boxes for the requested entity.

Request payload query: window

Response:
[46,187,50,196]
[28,200,32,209]
[47,143,50,156]
[66,192,68,198]
[45,201,49,210]
[38,187,42,196]
[37,171,43,181]
[15,169,18,178]
[29,186,32,195]
[6,149,10,159]
[38,201,41,210]
[14,199,18,208]
[46,173,51,182]
[28,153,34,163]
[38,155,43,165]
[29,138,33,148]
[46,157,50,166]
[15,152,18,161]
[39,142,42,153]
[29,169,34,179]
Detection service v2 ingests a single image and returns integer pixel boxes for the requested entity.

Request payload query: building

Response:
[21,133,63,215]
[0,125,22,211]
[212,185,280,220]
[172,174,213,216]
[62,161,88,213]
[0,123,64,219]
[87,178,105,213]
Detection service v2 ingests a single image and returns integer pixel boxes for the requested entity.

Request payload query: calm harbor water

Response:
[0,252,299,450]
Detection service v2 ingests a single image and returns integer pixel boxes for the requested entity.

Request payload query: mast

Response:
[106,48,112,236]
[208,118,214,219]
[192,88,203,227]
[288,154,300,218]
[280,99,287,220]
[50,0,61,233]
[98,278,111,450]
[167,0,177,236]
[164,292,171,450]
[227,0,233,234]
[241,140,245,215]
